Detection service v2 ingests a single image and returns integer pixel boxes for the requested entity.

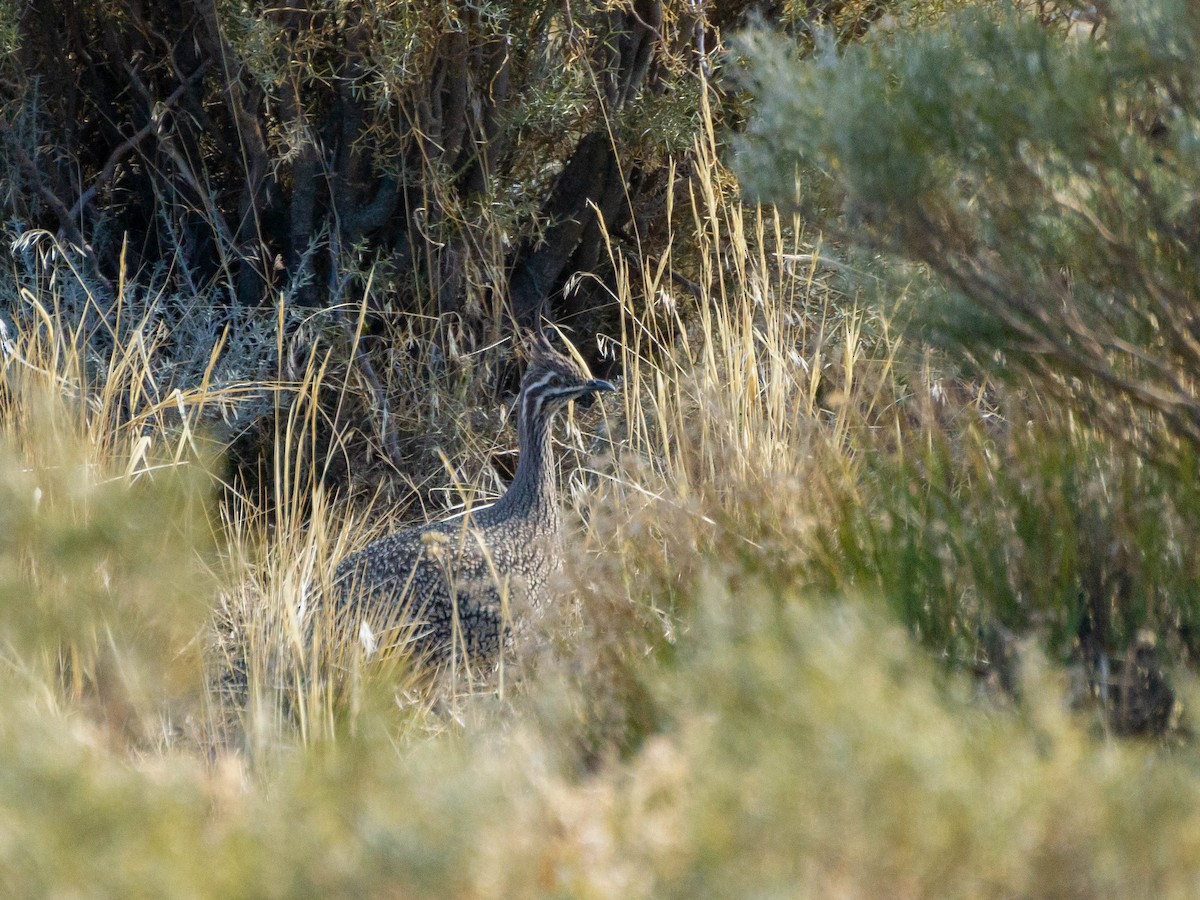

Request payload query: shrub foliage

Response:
[737,1,1200,469]
[0,1,708,331]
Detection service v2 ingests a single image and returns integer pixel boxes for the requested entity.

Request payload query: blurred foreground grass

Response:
[5,413,1200,897]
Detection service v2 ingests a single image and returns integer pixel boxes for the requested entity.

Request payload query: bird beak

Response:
[572,378,616,409]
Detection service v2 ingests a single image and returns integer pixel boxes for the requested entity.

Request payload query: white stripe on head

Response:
[523,370,558,395]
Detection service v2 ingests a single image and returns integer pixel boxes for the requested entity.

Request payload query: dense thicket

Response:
[1,0,714,343]
[0,0,904,495]
[0,0,733,494]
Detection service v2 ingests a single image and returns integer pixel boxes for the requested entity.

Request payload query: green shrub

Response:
[736,1,1200,471]
[733,0,1200,697]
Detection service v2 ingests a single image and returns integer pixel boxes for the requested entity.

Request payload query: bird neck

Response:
[489,394,558,522]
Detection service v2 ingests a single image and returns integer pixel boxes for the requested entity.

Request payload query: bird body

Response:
[333,341,614,666]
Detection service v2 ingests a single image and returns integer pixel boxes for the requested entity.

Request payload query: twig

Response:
[328,229,406,470]
[68,60,210,220]
[0,115,88,251]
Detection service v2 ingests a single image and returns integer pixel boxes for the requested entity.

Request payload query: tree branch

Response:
[68,61,211,221]
[0,114,88,251]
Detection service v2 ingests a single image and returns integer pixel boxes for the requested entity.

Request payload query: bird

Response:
[330,324,616,668]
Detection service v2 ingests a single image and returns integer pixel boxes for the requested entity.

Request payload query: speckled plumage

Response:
[333,342,614,666]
